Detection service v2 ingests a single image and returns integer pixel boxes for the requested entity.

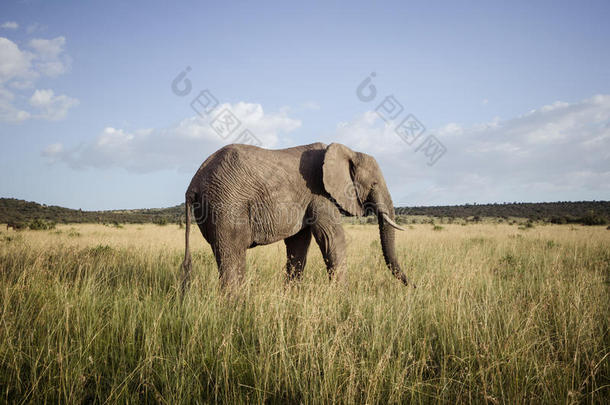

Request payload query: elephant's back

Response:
[188,143,324,198]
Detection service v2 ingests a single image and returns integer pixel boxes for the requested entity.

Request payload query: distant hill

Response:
[396,201,610,223]
[1,198,608,225]
[0,198,183,225]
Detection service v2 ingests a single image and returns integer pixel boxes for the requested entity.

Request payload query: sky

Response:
[0,0,609,210]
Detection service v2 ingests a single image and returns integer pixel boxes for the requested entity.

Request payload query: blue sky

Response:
[1,0,609,209]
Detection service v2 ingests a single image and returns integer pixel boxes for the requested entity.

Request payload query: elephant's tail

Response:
[180,191,195,297]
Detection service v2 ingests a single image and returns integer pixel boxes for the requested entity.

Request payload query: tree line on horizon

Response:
[1,198,609,228]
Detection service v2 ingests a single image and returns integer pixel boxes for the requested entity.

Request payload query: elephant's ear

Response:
[322,143,365,216]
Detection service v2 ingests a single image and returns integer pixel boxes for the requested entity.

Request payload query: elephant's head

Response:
[322,143,413,287]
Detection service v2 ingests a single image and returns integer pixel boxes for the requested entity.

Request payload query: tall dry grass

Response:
[0,222,608,403]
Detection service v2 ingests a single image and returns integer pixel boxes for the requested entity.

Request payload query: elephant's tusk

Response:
[381,212,407,231]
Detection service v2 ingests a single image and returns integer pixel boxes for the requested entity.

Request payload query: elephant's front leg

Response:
[284,227,312,282]
[310,212,347,283]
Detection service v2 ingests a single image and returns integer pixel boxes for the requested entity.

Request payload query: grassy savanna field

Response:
[0,221,608,403]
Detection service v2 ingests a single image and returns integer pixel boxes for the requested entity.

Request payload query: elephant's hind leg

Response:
[284,227,312,281]
[213,245,247,289]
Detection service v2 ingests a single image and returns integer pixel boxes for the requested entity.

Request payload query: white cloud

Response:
[29,89,79,120]
[44,102,302,172]
[302,101,321,110]
[0,87,30,122]
[28,36,71,76]
[41,142,63,163]
[26,23,46,34]
[43,142,63,155]
[322,94,610,205]
[41,94,610,204]
[0,37,33,84]
[1,22,18,30]
[0,35,76,122]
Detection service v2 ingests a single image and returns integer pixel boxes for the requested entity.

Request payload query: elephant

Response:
[180,142,413,291]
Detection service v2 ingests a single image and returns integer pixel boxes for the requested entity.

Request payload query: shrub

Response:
[154,216,169,226]
[580,211,607,226]
[549,216,568,224]
[86,244,113,256]
[28,218,56,230]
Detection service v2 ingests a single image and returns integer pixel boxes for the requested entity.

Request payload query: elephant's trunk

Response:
[373,189,413,287]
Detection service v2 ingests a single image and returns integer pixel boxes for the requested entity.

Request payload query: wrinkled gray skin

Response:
[181,142,413,291]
